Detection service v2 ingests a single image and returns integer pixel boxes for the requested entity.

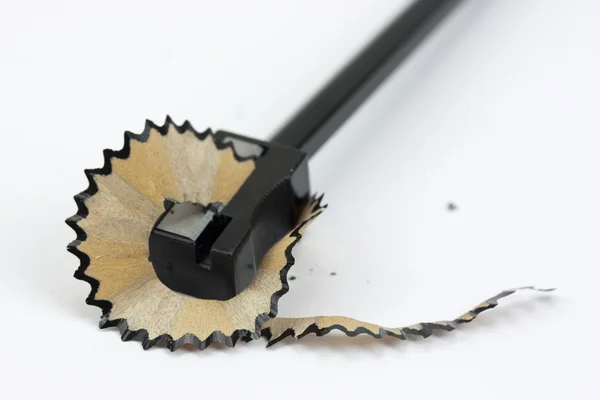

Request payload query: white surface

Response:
[1,0,599,398]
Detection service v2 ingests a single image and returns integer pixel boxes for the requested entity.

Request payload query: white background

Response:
[1,0,599,398]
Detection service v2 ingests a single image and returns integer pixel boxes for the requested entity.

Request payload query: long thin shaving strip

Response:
[262,287,554,347]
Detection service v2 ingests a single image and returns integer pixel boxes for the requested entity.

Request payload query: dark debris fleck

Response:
[289,276,297,281]
[330,272,337,276]
[447,202,458,212]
